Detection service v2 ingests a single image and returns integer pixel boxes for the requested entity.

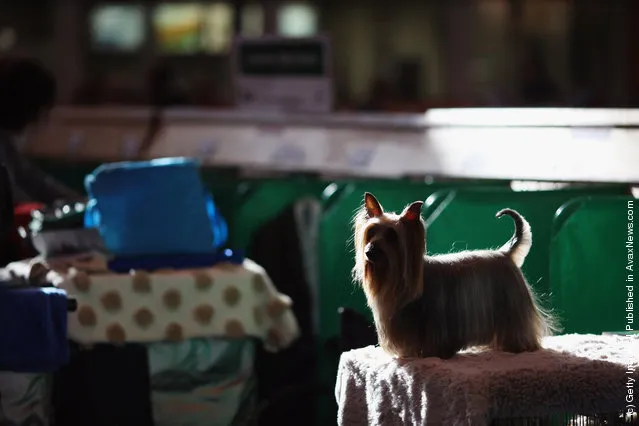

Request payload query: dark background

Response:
[1,0,638,110]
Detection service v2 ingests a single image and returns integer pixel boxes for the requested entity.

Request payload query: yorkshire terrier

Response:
[352,192,555,359]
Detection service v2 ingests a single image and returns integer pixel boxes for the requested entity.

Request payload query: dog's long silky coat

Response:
[353,192,555,359]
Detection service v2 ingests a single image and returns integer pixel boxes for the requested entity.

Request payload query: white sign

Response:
[232,35,333,113]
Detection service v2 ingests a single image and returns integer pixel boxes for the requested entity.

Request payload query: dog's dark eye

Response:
[384,229,399,244]
[365,227,379,241]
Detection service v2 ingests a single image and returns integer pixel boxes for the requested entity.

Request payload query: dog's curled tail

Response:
[496,208,532,268]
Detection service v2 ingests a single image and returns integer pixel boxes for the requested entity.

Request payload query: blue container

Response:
[84,157,226,256]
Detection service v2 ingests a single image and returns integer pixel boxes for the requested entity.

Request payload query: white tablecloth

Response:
[336,334,639,426]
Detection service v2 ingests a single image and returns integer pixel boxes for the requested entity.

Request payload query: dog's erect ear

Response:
[364,192,383,218]
[401,201,423,222]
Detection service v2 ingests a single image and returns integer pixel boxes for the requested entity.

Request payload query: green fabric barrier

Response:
[550,195,636,334]
[422,185,630,303]
[228,178,331,250]
[198,171,249,244]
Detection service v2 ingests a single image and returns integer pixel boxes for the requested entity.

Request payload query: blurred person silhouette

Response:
[0,55,81,204]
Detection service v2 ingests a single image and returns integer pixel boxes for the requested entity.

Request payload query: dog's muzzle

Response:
[365,243,382,263]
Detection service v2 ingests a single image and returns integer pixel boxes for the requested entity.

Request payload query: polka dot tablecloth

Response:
[34,258,301,351]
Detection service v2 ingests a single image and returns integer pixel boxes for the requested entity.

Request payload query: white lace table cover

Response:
[336,334,639,426]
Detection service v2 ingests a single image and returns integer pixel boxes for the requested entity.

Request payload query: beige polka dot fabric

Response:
[266,328,283,349]
[164,323,183,341]
[223,286,241,306]
[70,268,91,292]
[43,259,299,351]
[106,323,126,344]
[193,304,214,325]
[101,291,122,312]
[193,271,214,291]
[162,289,182,310]
[131,270,152,293]
[134,308,154,329]
[252,274,266,293]
[224,319,245,338]
[253,306,263,326]
[77,305,97,327]
[266,295,292,320]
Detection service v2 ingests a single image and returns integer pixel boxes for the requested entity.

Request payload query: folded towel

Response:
[0,286,70,372]
[3,258,52,286]
[148,337,256,426]
[46,251,110,274]
[0,372,52,426]
[31,227,108,258]
[336,333,639,426]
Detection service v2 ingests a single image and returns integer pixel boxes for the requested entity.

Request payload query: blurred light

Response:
[424,108,639,127]
[511,181,571,192]
[478,0,509,22]
[90,5,144,51]
[322,182,339,200]
[523,0,568,35]
[241,3,264,37]
[277,3,318,37]
[153,3,203,53]
[0,27,16,51]
[202,3,234,53]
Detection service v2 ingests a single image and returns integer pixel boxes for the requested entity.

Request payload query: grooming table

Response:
[336,334,638,425]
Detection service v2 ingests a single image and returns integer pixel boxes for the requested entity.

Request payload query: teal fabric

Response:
[148,338,257,426]
[0,372,52,426]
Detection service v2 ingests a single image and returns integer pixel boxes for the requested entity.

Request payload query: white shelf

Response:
[26,107,639,183]
[425,108,639,127]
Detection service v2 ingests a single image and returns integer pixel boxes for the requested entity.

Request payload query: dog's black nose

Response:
[365,243,381,262]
